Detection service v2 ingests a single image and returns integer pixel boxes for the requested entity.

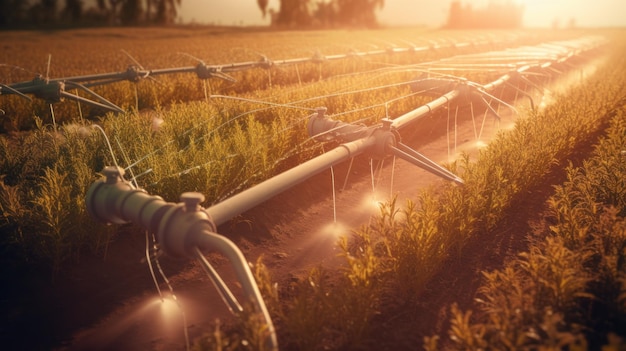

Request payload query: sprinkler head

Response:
[102,166,125,185]
[180,192,205,212]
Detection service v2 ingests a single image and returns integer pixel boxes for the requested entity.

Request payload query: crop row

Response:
[0,29,579,274]
[435,102,626,350]
[0,29,615,350]
[0,68,431,273]
[226,33,626,350]
[1,28,582,132]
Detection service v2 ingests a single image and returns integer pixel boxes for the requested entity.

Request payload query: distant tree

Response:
[336,0,383,27]
[93,0,169,25]
[447,1,463,27]
[567,17,577,29]
[446,0,523,29]
[155,0,181,24]
[62,0,83,23]
[1,0,185,27]
[258,0,268,18]
[41,0,58,23]
[274,0,314,27]
[96,0,123,24]
[120,0,142,24]
[145,0,153,22]
[313,0,338,27]
[27,0,58,25]
[0,0,30,27]
[269,0,382,28]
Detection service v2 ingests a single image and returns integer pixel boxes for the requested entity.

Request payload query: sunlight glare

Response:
[318,221,348,239]
[159,296,180,319]
[360,193,386,214]
[475,140,488,149]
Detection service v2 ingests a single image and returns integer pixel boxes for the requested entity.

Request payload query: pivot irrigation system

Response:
[3,34,606,350]
[0,33,521,114]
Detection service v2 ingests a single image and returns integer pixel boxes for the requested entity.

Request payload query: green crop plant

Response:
[186,32,626,350]
[545,108,626,346]
[1,28,577,131]
[30,166,83,275]
[376,195,455,301]
[270,249,382,350]
[192,305,276,351]
[0,119,118,274]
[87,60,446,209]
[267,33,626,350]
[249,238,382,350]
[548,168,601,248]
[580,112,626,215]
[430,100,626,349]
[276,267,337,351]
[1,28,624,351]
[441,236,592,349]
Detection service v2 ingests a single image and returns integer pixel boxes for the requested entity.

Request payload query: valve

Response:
[86,166,175,230]
[307,106,371,143]
[181,192,204,212]
[195,63,236,82]
[85,166,278,350]
[306,112,463,184]
[307,109,398,160]
[311,50,326,64]
[86,166,217,258]
[157,191,216,258]
[122,65,148,82]
[31,76,65,103]
[257,55,273,69]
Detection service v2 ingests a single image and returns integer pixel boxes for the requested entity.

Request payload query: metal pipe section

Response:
[80,35,604,351]
[306,108,464,184]
[85,166,278,351]
[85,167,176,232]
[391,144,464,184]
[206,137,373,226]
[193,234,278,350]
[391,88,461,130]
[298,36,604,189]
[4,35,507,99]
[206,99,472,227]
[390,37,596,132]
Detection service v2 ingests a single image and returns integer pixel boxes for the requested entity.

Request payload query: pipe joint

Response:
[307,110,370,142]
[369,124,399,159]
[86,166,137,224]
[31,76,65,103]
[86,167,217,258]
[157,192,217,258]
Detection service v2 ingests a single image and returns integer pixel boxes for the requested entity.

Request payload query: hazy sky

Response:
[177,0,626,28]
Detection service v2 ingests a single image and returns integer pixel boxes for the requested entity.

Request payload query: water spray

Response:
[85,166,278,351]
[78,35,607,351]
[1,34,522,115]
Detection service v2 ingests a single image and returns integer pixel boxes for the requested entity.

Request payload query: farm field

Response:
[1,26,626,350]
